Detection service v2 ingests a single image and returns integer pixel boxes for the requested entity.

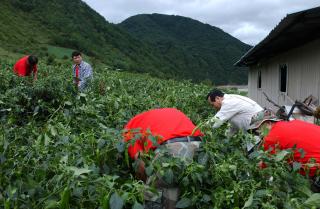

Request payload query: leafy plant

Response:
[0,59,319,209]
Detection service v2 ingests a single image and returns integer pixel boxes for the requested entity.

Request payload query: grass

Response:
[46,45,75,59]
[0,47,23,60]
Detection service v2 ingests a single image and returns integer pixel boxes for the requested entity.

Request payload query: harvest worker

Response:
[71,51,93,92]
[206,89,263,135]
[248,110,320,189]
[123,108,203,209]
[13,55,38,80]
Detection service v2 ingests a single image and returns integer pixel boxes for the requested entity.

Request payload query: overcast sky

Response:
[83,0,319,45]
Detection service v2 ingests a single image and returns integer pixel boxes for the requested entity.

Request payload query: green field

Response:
[46,46,76,59]
[0,60,319,209]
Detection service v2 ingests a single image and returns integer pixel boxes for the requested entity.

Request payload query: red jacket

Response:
[264,120,320,176]
[124,108,203,159]
[13,56,38,77]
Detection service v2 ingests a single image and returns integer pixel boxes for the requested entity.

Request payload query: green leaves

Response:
[102,193,110,209]
[145,165,154,176]
[132,202,144,209]
[64,101,72,106]
[292,162,302,172]
[275,150,290,162]
[0,60,317,209]
[67,166,92,177]
[49,125,57,136]
[59,187,70,209]
[44,134,51,146]
[109,192,124,209]
[176,198,192,208]
[163,169,174,184]
[44,200,59,209]
[116,141,125,153]
[303,193,320,207]
[242,192,253,208]
[4,199,10,209]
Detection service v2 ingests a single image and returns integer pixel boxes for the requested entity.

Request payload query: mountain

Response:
[119,14,251,84]
[0,0,250,84]
[0,0,165,73]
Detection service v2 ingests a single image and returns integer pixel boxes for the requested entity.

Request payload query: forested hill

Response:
[0,0,250,84]
[0,0,163,73]
[119,14,251,84]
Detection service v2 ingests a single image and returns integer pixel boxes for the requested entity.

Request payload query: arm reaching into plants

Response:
[134,156,147,182]
[211,117,224,129]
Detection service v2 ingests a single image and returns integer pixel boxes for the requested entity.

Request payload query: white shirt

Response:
[214,94,263,132]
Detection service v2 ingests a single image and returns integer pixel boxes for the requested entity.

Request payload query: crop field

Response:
[0,59,320,209]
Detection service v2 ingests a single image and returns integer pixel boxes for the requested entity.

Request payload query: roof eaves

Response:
[234,8,312,67]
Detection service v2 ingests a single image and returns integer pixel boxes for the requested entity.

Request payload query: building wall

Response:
[248,38,320,110]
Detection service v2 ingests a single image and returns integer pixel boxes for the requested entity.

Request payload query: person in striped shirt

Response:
[71,51,93,92]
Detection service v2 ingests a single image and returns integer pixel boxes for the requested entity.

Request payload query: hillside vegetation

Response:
[0,0,164,74]
[0,58,319,208]
[120,14,251,84]
[0,0,249,84]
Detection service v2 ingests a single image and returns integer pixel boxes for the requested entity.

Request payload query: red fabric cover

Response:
[13,56,37,76]
[124,108,203,159]
[264,120,320,176]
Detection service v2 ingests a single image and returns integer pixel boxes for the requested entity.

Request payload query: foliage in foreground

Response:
[0,60,319,209]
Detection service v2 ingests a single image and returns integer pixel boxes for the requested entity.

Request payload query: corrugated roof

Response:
[235,6,320,67]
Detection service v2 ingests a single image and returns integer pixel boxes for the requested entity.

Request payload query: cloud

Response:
[83,0,320,45]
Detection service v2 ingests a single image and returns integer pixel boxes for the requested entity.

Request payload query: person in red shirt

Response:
[124,108,203,209]
[13,55,38,80]
[248,110,320,190]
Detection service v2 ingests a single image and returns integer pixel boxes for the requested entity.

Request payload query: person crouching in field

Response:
[13,55,38,81]
[71,51,93,92]
[123,108,203,209]
[207,89,263,136]
[248,109,320,191]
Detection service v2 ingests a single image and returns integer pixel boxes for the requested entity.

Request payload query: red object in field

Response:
[124,108,203,159]
[264,120,320,176]
[75,65,79,85]
[13,56,37,76]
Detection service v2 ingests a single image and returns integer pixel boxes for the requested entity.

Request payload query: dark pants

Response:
[310,177,320,193]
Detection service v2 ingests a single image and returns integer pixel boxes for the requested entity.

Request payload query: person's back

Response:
[124,108,203,209]
[124,108,202,159]
[214,93,263,132]
[207,89,263,135]
[264,120,320,176]
[223,94,262,116]
[13,55,38,79]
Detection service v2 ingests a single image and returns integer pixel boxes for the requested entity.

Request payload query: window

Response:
[257,70,262,89]
[279,64,287,93]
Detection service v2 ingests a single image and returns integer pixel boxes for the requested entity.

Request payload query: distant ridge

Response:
[119,13,251,84]
[0,1,250,84]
